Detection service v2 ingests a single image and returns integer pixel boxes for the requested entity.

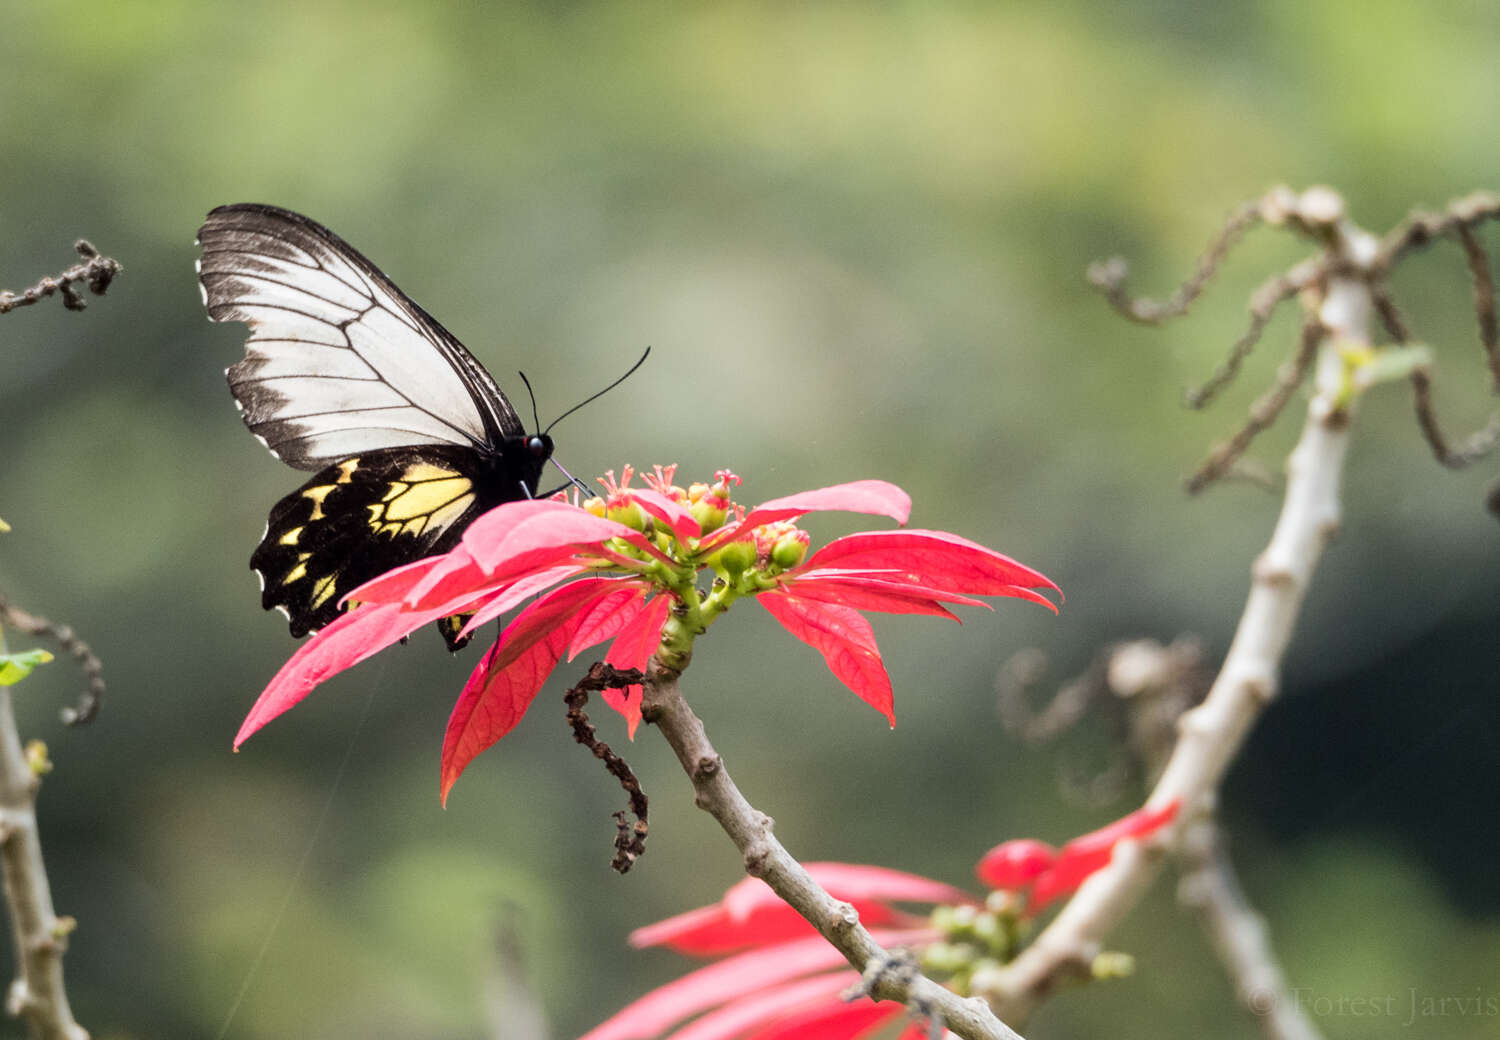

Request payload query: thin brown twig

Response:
[1368,281,1412,343]
[1184,257,1325,410]
[1185,318,1323,494]
[1374,231,1500,469]
[1455,224,1500,391]
[1375,191,1500,272]
[0,597,104,727]
[640,660,1024,1040]
[564,663,648,874]
[1087,198,1266,326]
[1407,370,1500,468]
[0,241,120,316]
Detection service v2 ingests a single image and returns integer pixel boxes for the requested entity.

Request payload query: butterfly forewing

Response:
[199,204,554,646]
[197,204,524,471]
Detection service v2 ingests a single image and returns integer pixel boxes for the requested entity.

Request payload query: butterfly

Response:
[196,203,556,650]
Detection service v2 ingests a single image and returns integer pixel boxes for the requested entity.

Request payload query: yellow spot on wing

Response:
[401,462,461,482]
[336,458,360,482]
[304,485,333,520]
[384,478,474,521]
[279,527,302,546]
[284,561,308,583]
[310,574,339,609]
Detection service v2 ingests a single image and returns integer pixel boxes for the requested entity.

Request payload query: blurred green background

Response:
[4,2,1499,1038]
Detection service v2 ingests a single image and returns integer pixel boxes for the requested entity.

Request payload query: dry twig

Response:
[1185,318,1323,493]
[563,663,648,874]
[0,598,104,727]
[1087,197,1265,326]
[0,241,119,316]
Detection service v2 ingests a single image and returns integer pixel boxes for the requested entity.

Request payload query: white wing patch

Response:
[197,204,520,471]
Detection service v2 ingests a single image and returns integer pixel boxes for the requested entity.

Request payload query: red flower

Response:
[975,800,1181,912]
[586,804,1182,1040]
[233,467,1059,802]
[582,864,967,1040]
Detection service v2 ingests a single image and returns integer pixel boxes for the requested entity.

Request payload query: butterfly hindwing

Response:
[251,446,499,647]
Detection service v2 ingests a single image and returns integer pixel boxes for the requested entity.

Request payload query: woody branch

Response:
[641,661,1027,1040]
[976,187,1376,1023]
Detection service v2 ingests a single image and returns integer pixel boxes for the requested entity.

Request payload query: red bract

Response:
[583,864,961,1040]
[976,800,1181,912]
[588,809,1181,1040]
[629,863,973,956]
[233,467,1059,803]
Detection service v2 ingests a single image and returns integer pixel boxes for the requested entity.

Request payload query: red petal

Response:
[457,564,589,637]
[759,593,894,725]
[664,973,859,1040]
[602,594,670,738]
[577,937,851,1040]
[629,898,903,956]
[401,547,498,608]
[567,584,649,660]
[234,601,450,748]
[741,481,912,529]
[702,481,911,551]
[341,554,446,605]
[802,530,1060,602]
[780,575,986,619]
[797,862,975,909]
[463,500,670,573]
[627,487,702,541]
[439,578,621,803]
[974,839,1058,890]
[1028,800,1180,910]
[633,862,966,956]
[743,995,904,1040]
[724,864,974,920]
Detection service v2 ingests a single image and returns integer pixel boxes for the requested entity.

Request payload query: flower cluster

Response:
[233,467,1059,802]
[583,803,1179,1040]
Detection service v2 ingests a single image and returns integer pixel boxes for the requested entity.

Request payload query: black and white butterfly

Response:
[197,203,555,649]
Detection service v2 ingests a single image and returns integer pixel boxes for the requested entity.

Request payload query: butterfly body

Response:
[197,204,553,648]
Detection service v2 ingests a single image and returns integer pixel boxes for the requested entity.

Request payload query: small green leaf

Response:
[1353,343,1434,392]
[0,649,54,686]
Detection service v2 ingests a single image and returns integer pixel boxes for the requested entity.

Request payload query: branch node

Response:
[691,755,720,781]
[826,900,860,934]
[742,844,773,877]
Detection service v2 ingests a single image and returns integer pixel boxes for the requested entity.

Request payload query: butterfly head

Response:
[525,433,553,460]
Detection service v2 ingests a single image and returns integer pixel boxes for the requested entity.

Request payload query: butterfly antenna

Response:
[543,347,651,436]
[549,458,598,499]
[517,369,544,433]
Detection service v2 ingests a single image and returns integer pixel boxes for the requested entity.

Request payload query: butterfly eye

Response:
[526,435,550,458]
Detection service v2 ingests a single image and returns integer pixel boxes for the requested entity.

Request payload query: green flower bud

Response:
[606,497,647,532]
[769,529,809,569]
[689,494,729,533]
[708,539,757,577]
